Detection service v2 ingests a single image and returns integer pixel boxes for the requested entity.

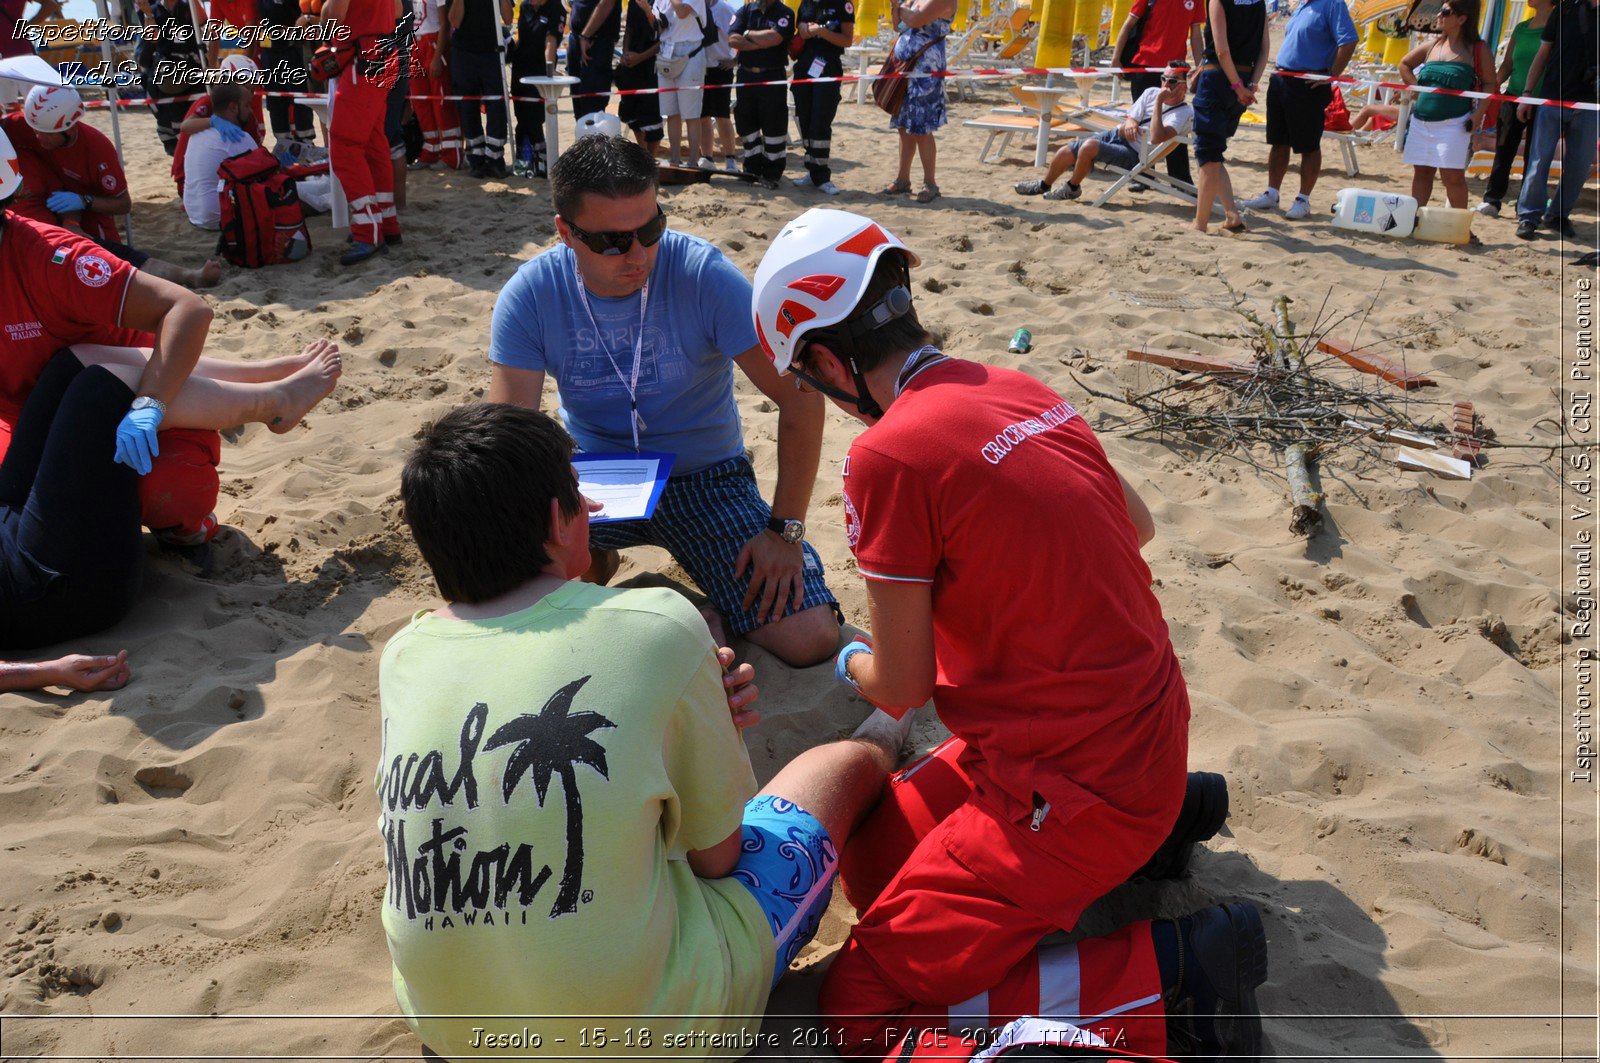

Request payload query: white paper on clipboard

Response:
[573,452,677,523]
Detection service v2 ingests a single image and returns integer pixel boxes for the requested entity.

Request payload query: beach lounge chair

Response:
[1090,134,1198,206]
[962,85,1094,164]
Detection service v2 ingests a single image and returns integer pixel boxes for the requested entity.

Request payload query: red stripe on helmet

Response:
[835,223,891,258]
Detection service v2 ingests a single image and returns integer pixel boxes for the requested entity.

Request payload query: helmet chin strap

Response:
[791,360,884,420]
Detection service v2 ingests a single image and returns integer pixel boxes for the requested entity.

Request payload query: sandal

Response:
[914,184,941,204]
[880,179,913,196]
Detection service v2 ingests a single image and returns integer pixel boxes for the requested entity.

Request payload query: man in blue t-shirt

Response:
[487,135,841,668]
[1240,0,1357,220]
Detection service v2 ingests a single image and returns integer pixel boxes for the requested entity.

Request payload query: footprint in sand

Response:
[133,766,194,799]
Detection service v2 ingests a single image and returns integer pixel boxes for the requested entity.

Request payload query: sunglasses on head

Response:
[566,207,668,255]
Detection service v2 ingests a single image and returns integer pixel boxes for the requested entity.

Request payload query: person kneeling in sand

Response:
[1014,62,1194,202]
[752,208,1267,1060]
[377,402,911,1060]
[0,341,341,650]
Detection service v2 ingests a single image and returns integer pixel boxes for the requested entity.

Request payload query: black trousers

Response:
[146,92,190,156]
[1484,100,1533,207]
[792,67,841,184]
[567,32,617,120]
[263,44,316,142]
[0,352,143,650]
[512,49,549,157]
[1127,70,1193,184]
[736,67,788,180]
[453,46,509,162]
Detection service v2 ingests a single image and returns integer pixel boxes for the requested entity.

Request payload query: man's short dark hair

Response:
[208,82,250,116]
[401,404,582,604]
[550,135,659,222]
[801,250,933,374]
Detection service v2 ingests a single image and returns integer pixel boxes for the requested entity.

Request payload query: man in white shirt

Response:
[1014,61,1195,202]
[652,0,711,164]
[182,83,258,230]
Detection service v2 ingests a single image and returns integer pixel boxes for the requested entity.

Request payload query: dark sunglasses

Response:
[1161,75,1185,85]
[566,207,668,255]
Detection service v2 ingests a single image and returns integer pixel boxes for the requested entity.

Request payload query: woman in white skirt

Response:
[653,0,712,165]
[1398,0,1495,207]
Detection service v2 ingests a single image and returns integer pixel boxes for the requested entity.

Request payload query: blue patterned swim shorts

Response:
[732,795,839,987]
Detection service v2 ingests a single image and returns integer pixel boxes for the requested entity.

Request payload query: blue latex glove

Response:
[211,115,248,144]
[113,405,164,475]
[46,190,90,216]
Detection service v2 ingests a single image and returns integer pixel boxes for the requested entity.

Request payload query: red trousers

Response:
[0,419,219,539]
[332,71,399,245]
[411,33,462,168]
[821,737,1180,1059]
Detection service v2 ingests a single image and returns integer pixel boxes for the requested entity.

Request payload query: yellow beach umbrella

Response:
[1035,0,1077,67]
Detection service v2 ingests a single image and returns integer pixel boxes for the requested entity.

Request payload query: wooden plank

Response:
[1342,419,1437,448]
[1316,338,1437,390]
[1126,347,1258,376]
[1397,449,1473,480]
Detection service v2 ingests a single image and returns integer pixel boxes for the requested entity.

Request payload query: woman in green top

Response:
[1400,0,1497,207]
[1477,0,1553,214]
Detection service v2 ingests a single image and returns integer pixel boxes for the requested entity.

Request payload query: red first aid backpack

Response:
[216,147,312,268]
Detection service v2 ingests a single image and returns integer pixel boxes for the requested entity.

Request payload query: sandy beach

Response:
[0,71,1595,1062]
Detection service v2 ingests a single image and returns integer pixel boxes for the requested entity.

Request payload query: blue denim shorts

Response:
[1072,128,1141,170]
[732,795,839,987]
[1192,67,1247,166]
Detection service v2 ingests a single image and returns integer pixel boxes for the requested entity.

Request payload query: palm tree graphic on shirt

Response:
[484,675,616,918]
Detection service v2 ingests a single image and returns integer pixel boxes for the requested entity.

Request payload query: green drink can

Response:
[1008,328,1032,354]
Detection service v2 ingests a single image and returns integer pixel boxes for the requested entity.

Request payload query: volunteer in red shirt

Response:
[751,209,1268,1062]
[0,125,223,545]
[4,85,130,245]
[320,0,404,263]
[172,62,266,197]
[1112,0,1204,181]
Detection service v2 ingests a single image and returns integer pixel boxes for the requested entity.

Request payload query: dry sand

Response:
[0,73,1595,1062]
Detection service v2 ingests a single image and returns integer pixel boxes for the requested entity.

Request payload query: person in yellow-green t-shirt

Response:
[1475,0,1553,215]
[377,403,908,1061]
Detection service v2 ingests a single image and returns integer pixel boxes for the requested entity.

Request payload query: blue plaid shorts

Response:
[733,795,839,987]
[587,455,838,637]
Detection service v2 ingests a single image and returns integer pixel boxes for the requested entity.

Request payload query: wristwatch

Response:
[130,396,168,416]
[767,517,805,544]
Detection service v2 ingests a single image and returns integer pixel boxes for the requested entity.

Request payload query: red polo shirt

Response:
[1,114,129,244]
[1129,0,1203,68]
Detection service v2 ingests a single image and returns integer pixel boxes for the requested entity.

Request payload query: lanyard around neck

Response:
[573,258,652,452]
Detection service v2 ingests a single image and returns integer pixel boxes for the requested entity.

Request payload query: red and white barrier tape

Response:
[72,62,1599,111]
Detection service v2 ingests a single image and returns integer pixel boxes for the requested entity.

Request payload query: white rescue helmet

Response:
[219,53,259,75]
[751,208,921,375]
[24,84,85,134]
[575,112,623,140]
[0,126,21,200]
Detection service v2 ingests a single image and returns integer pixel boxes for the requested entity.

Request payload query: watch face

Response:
[783,520,804,543]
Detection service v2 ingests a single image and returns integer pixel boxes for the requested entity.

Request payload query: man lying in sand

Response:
[0,124,320,547]
[752,208,1268,1060]
[486,134,841,668]
[378,402,911,1059]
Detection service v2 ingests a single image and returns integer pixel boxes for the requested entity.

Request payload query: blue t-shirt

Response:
[488,230,761,474]
[1274,0,1357,72]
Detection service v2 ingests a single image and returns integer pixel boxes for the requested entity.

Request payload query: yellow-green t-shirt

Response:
[376,582,775,1061]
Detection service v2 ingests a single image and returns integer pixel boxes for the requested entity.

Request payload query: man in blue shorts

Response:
[487,134,840,667]
[378,402,908,1059]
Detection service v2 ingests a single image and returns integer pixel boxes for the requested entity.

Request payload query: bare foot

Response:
[1222,215,1248,233]
[267,339,342,433]
[1191,221,1210,233]
[196,259,225,288]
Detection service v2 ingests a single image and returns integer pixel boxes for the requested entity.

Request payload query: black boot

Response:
[1134,771,1230,880]
[1153,902,1268,1060]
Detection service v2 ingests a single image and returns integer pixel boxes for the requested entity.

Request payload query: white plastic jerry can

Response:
[1330,188,1418,237]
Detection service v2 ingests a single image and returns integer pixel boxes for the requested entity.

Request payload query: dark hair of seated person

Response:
[401,403,583,604]
[549,133,659,223]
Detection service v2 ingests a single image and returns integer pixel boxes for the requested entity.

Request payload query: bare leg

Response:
[917,133,936,186]
[1043,143,1077,186]
[1218,165,1244,229]
[758,719,908,848]
[741,602,840,668]
[69,341,326,383]
[1070,138,1100,185]
[687,117,703,160]
[139,255,225,290]
[1411,165,1435,206]
[667,115,684,165]
[1264,143,1290,193]
[1298,149,1322,197]
[1193,160,1220,231]
[86,339,341,433]
[896,131,915,184]
[1440,168,1468,208]
[718,116,737,159]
